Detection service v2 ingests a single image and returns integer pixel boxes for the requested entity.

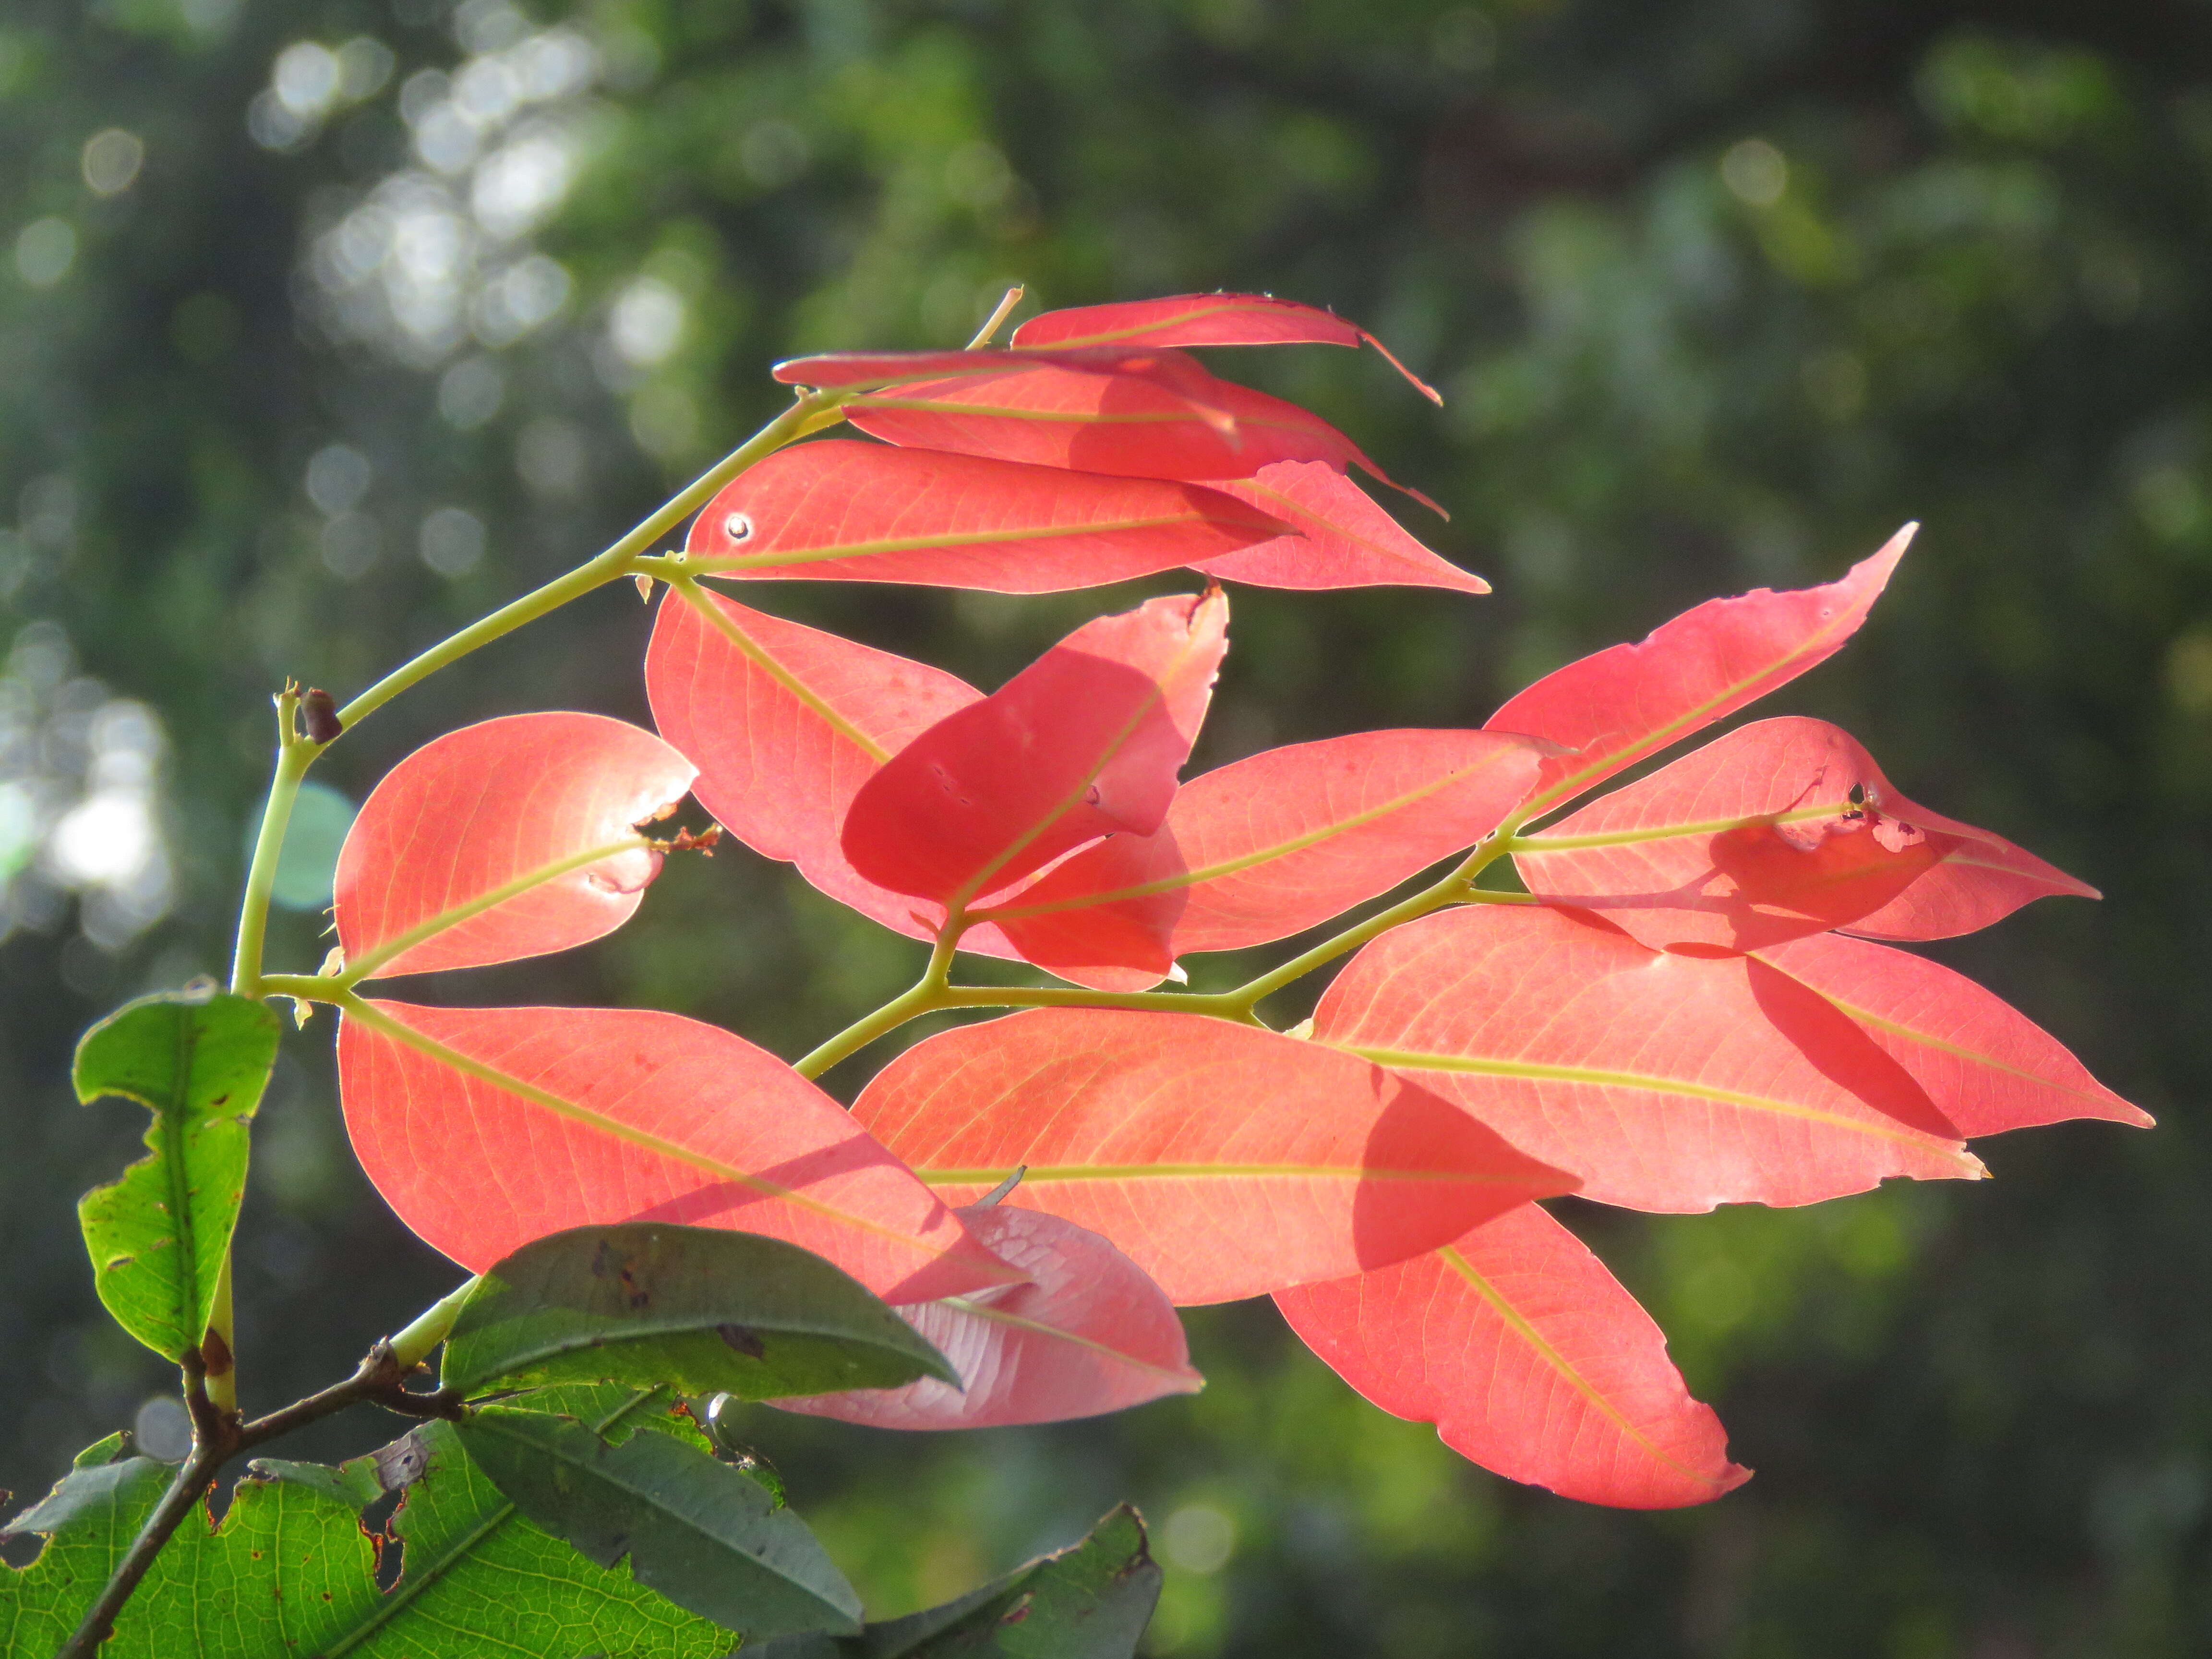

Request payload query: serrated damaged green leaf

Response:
[746,1505,1161,1659]
[0,1423,729,1657]
[458,1404,863,1642]
[443,1224,955,1402]
[72,990,280,1362]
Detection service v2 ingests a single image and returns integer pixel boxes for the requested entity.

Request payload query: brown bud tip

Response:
[200,1328,233,1378]
[301,688,342,745]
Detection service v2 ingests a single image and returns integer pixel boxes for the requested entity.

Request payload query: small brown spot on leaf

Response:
[716,1323,765,1359]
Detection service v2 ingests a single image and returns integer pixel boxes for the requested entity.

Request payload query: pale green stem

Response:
[389,1278,478,1371]
[967,285,1025,349]
[793,927,962,1080]
[229,696,313,998]
[202,1253,236,1414]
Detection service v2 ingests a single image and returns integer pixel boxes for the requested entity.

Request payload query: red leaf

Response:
[1515,718,2096,950]
[333,712,696,980]
[1313,905,1984,1212]
[832,350,1432,505]
[772,345,1225,395]
[682,440,1291,593]
[774,1204,1203,1429]
[979,730,1547,990]
[1010,291,1444,404]
[337,1000,1011,1303]
[1755,933,2152,1135]
[1191,463,1487,593]
[1487,526,1912,821]
[854,1009,1576,1304]
[843,591,1229,909]
[1276,1205,1750,1508]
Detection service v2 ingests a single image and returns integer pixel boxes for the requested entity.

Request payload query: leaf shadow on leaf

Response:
[1741,958,1965,1141]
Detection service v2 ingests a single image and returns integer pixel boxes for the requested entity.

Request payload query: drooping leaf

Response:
[1012,289,1443,403]
[855,1009,1575,1302]
[1193,462,1485,592]
[0,1420,731,1657]
[73,989,280,1363]
[683,440,1292,593]
[979,729,1549,989]
[1754,933,2153,1136]
[1314,905,1984,1212]
[1486,526,1913,821]
[441,1223,956,1401]
[337,999,1012,1303]
[829,352,1428,500]
[1513,718,2097,950]
[1276,1204,1750,1509]
[777,1205,1203,1429]
[458,1403,863,1641]
[333,710,697,980]
[749,1504,1162,1659]
[843,592,1228,909]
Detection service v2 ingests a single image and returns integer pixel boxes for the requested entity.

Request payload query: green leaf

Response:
[0,1420,732,1657]
[72,989,281,1362]
[442,1222,956,1401]
[458,1402,864,1642]
[747,1506,1163,1659]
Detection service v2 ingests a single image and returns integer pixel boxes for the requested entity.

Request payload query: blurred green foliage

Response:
[2,0,2206,1653]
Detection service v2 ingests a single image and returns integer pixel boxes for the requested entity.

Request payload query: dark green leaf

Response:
[72,989,280,1362]
[746,1505,1161,1659]
[458,1402,863,1642]
[0,1421,731,1657]
[442,1223,955,1400]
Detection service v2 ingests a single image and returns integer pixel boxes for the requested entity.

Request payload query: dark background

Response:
[2,1,2205,1653]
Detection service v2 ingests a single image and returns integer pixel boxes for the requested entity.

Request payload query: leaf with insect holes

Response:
[1487,527,1913,822]
[1191,462,1485,592]
[843,591,1228,910]
[854,1010,1575,1303]
[977,730,1549,990]
[337,1000,1013,1303]
[73,990,280,1364]
[776,1204,1203,1429]
[439,1223,957,1401]
[334,711,697,980]
[1752,932,2152,1136]
[798,348,1434,505]
[1313,905,1984,1213]
[1010,290,1443,404]
[1276,1204,1750,1509]
[682,440,1293,593]
[1513,717,2097,951]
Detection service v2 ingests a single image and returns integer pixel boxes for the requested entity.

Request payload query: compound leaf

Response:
[74,989,280,1363]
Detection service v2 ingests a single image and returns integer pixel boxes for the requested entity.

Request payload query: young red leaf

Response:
[774,1204,1203,1429]
[333,711,696,980]
[1010,291,1444,404]
[1190,462,1487,593]
[854,1008,1576,1304]
[1755,933,2152,1136]
[843,591,1229,909]
[1276,1204,1750,1509]
[337,1000,1011,1303]
[828,351,1433,505]
[1313,905,1984,1212]
[1514,717,2096,951]
[1486,526,1913,821]
[772,344,1232,397]
[682,440,1292,593]
[978,730,1548,990]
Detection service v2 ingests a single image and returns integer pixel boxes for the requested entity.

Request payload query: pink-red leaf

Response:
[1276,1204,1749,1508]
[333,712,696,980]
[1514,718,2096,950]
[1754,933,2152,1135]
[1010,292,1443,404]
[773,345,1227,396]
[978,730,1548,990]
[1190,462,1486,593]
[854,1008,1576,1304]
[682,440,1291,593]
[337,1000,1010,1303]
[1487,526,1913,821]
[1313,905,1984,1212]
[774,1204,1202,1430]
[843,591,1228,909]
